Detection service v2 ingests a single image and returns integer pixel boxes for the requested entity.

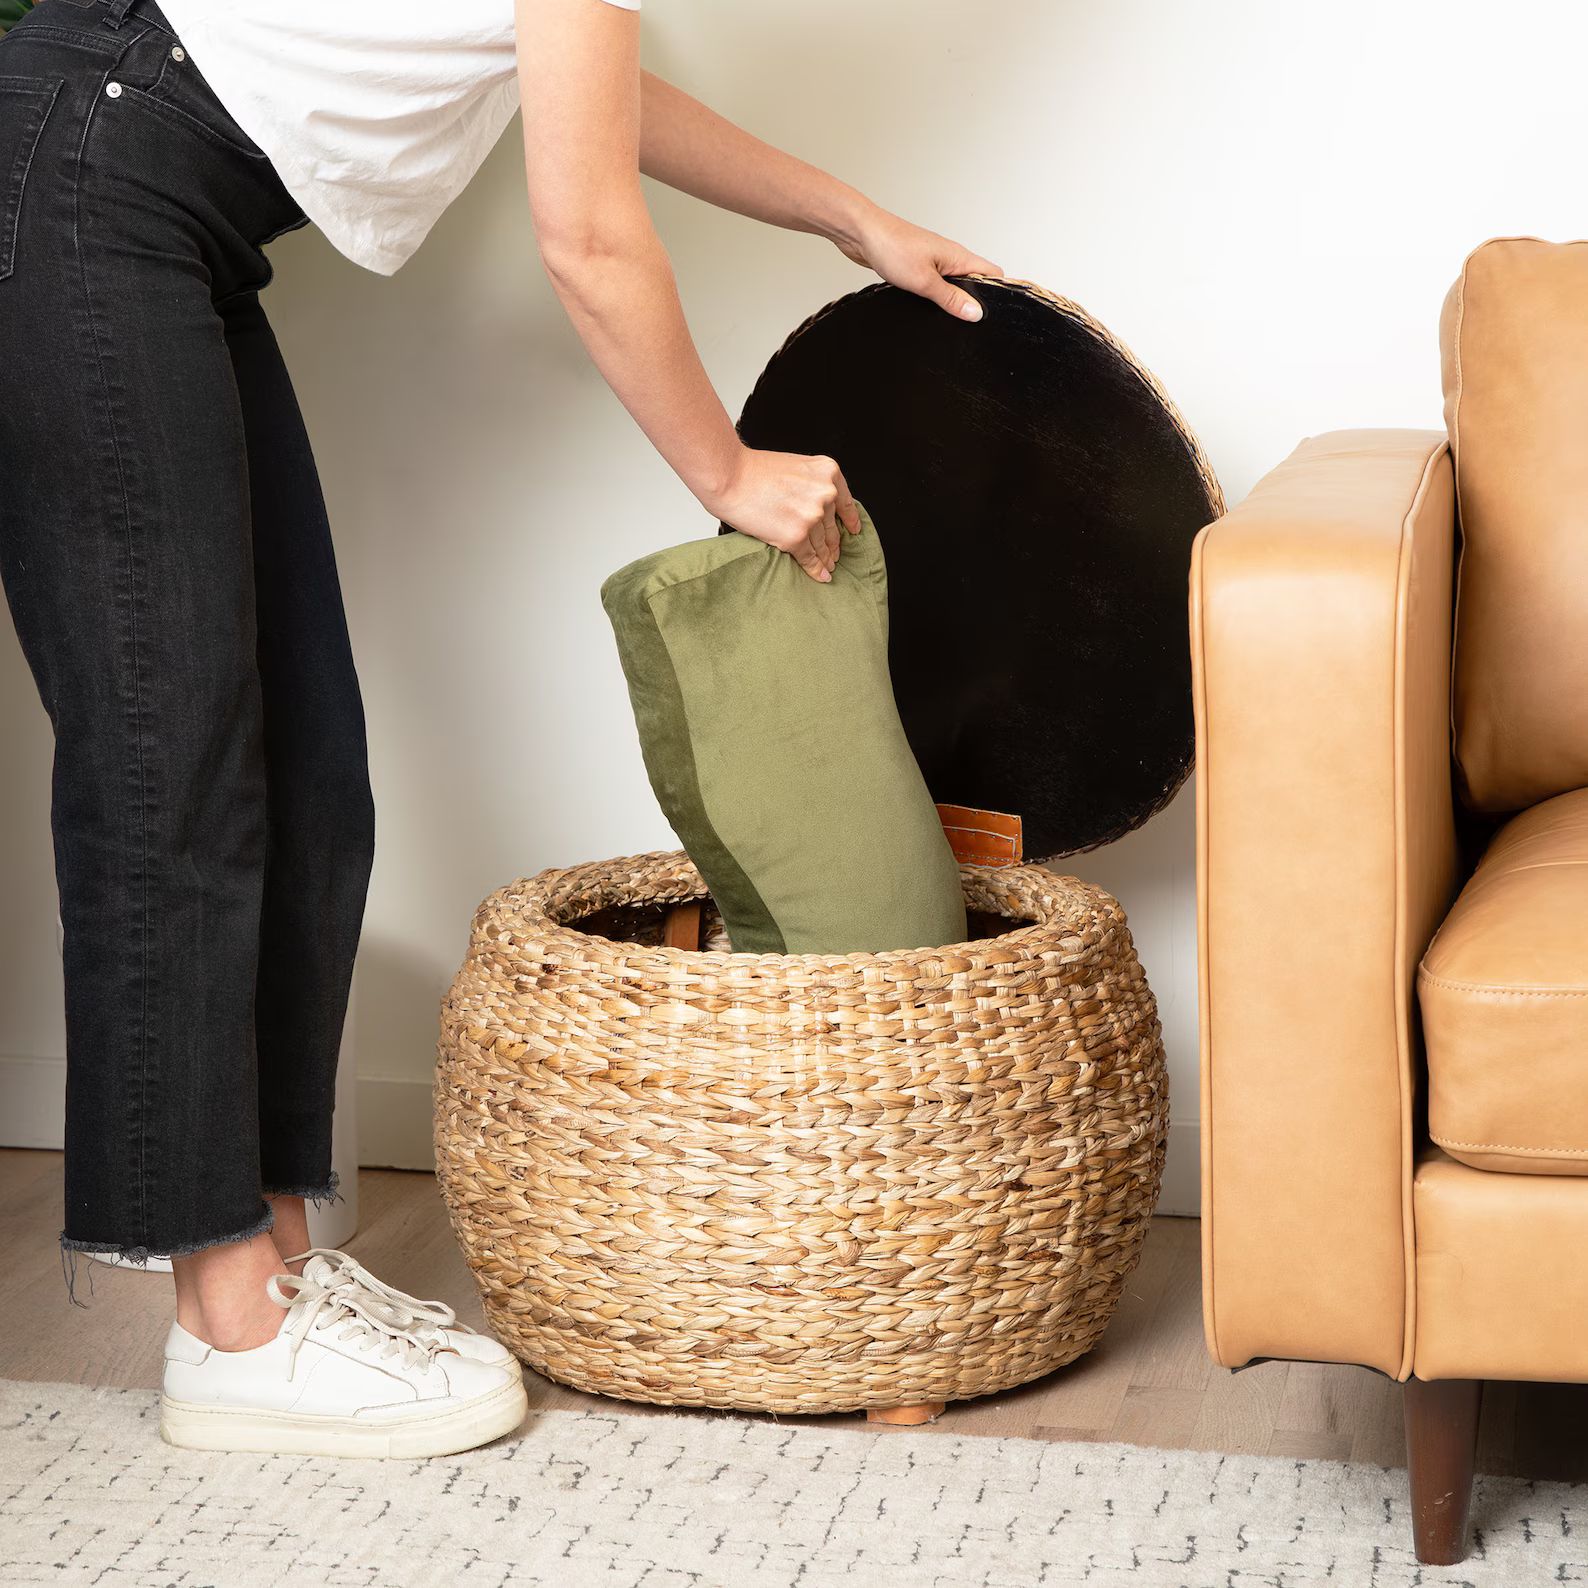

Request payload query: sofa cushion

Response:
[1413,1150,1588,1382]
[1441,237,1588,813]
[601,506,967,954]
[1419,787,1588,1175]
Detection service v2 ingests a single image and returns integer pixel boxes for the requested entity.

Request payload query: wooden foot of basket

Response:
[866,1402,946,1427]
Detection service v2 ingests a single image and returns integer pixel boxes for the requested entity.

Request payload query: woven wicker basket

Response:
[435,851,1167,1417]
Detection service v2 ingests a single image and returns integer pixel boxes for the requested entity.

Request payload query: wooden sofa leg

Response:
[1404,1377,1482,1565]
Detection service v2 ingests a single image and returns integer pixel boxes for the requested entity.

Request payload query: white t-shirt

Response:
[158,1,641,276]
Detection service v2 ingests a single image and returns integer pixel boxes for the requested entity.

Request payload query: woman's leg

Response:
[0,88,275,1274]
[165,290,374,1330]
[0,208,269,1264]
[172,1233,287,1350]
[222,293,375,1244]
[268,1197,314,1273]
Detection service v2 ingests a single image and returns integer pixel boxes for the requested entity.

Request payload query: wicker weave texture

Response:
[435,852,1167,1415]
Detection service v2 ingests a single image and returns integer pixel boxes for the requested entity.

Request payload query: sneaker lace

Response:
[286,1249,478,1342]
[267,1272,445,1377]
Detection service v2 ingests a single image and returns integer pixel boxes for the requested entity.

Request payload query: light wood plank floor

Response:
[4,1149,1583,1480]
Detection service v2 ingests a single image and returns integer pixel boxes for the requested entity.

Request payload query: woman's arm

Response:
[638,71,1002,324]
[514,0,995,580]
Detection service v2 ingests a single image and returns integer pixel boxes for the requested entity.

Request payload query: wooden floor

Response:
[3,1148,1584,1480]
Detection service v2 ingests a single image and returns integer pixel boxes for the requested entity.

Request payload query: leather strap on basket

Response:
[936,804,1023,868]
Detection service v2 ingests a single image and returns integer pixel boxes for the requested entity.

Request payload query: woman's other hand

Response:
[834,207,1003,322]
[708,448,861,583]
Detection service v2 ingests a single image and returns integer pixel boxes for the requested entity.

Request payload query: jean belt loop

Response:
[100,0,140,29]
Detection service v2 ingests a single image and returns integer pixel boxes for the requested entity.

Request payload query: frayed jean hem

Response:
[59,1203,276,1305]
[261,1170,341,1208]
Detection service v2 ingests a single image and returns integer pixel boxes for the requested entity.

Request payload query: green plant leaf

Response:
[0,0,36,32]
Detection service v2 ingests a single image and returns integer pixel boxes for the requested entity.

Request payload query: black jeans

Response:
[0,0,374,1262]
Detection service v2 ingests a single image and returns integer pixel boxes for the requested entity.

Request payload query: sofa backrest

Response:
[1440,237,1588,813]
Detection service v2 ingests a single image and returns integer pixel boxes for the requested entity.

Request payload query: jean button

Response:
[171,46,186,63]
[105,82,123,99]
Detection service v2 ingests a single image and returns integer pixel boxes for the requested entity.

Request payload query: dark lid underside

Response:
[732,278,1222,860]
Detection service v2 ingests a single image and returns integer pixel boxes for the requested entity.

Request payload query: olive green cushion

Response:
[601,508,966,954]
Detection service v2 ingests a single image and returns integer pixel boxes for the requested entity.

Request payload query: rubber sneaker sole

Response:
[158,1372,528,1458]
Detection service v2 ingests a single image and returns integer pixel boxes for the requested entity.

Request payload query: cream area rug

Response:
[2,1381,1582,1588]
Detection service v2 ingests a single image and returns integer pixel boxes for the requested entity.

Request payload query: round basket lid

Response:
[733,278,1223,860]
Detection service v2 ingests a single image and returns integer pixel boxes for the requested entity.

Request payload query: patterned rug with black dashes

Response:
[2,1381,1581,1586]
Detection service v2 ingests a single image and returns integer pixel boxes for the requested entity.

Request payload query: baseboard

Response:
[355,1075,436,1171]
[1158,1117,1200,1217]
[0,1054,1203,1213]
[0,1054,66,1148]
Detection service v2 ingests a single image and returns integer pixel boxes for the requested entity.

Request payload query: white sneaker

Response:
[159,1271,527,1458]
[291,1249,518,1373]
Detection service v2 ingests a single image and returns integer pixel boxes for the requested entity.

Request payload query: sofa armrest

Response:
[1190,430,1460,1378]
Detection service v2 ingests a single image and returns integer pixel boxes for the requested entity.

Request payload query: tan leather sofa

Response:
[1190,237,1588,1566]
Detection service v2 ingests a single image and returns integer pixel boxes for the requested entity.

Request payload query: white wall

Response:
[3,0,1584,1209]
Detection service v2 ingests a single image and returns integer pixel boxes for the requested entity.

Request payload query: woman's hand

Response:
[834,205,1004,322]
[638,75,1002,325]
[707,448,862,583]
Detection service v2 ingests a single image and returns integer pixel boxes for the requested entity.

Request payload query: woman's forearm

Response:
[638,71,875,253]
[515,0,995,578]
[540,219,857,580]
[635,71,998,323]
[538,224,742,511]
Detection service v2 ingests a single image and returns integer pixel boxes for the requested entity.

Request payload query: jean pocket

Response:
[0,75,61,281]
[116,78,267,161]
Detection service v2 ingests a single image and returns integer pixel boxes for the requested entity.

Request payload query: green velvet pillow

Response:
[601,507,966,954]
